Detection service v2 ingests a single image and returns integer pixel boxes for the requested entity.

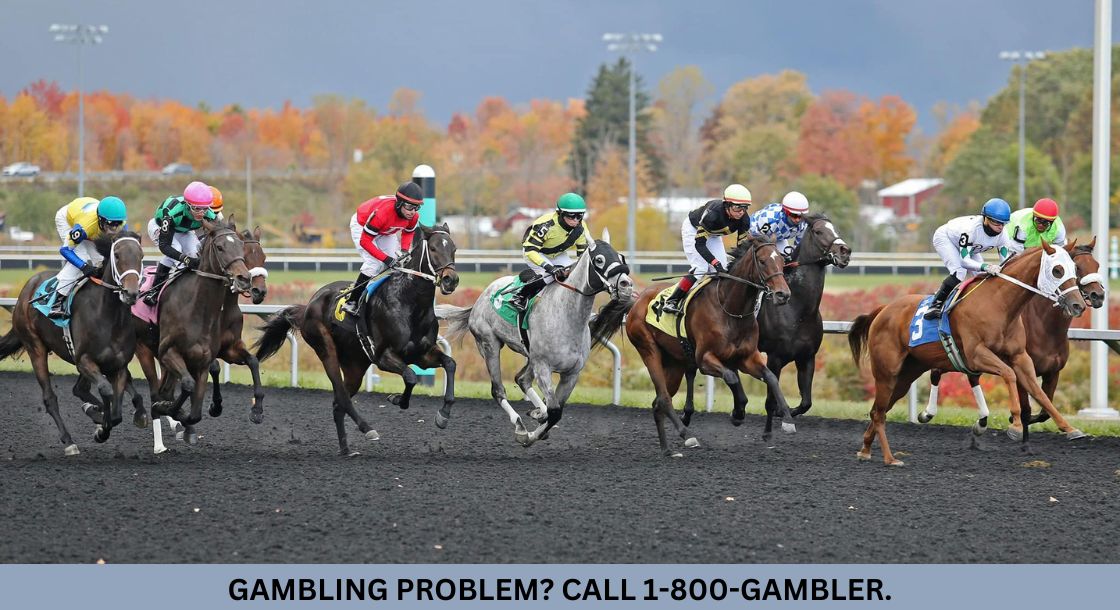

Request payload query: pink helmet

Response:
[183,181,213,207]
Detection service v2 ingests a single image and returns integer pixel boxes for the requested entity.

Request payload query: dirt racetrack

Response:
[0,371,1117,563]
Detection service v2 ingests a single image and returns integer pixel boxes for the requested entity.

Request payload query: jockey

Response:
[749,191,810,259]
[48,196,128,318]
[208,185,224,221]
[508,192,590,312]
[341,181,423,315]
[661,184,753,315]
[142,181,217,306]
[923,197,1022,320]
[1009,198,1066,249]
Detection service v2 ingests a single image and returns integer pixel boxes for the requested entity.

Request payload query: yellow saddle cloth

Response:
[644,277,712,339]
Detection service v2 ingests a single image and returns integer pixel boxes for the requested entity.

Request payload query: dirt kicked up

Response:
[0,371,1116,563]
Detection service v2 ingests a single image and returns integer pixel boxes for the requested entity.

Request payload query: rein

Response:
[714,242,784,319]
[89,236,142,293]
[393,230,455,284]
[193,228,246,291]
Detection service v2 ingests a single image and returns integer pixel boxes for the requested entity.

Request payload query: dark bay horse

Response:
[0,232,143,454]
[625,236,793,457]
[921,239,1106,434]
[139,219,252,429]
[254,224,459,456]
[848,242,1086,466]
[754,213,851,429]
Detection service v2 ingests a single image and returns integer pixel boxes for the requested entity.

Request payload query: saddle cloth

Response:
[31,277,83,328]
[644,277,712,339]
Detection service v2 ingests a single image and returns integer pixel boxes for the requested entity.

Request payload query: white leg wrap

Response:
[925,385,939,417]
[972,385,989,419]
[524,387,548,413]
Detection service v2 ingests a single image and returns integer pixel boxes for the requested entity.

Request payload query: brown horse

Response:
[848,242,1087,466]
[139,219,252,429]
[0,232,143,454]
[922,239,1106,434]
[625,236,792,457]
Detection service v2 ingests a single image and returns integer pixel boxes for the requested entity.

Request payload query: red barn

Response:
[877,178,944,218]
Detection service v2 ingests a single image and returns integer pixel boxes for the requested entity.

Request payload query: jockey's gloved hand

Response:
[383,256,398,270]
[982,263,1002,275]
[712,262,727,275]
[79,262,98,277]
[182,255,200,270]
[554,267,570,281]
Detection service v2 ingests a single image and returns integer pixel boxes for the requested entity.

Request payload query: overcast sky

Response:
[2,0,1114,132]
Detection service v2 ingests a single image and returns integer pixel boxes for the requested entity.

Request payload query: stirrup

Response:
[923,303,944,320]
[47,302,67,319]
[509,295,528,312]
[662,299,683,315]
[341,300,360,316]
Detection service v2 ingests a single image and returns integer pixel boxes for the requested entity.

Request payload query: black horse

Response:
[139,218,252,428]
[680,213,851,437]
[0,232,144,454]
[255,223,460,456]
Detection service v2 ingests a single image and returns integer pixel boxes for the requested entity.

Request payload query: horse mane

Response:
[727,234,776,273]
[788,213,831,260]
[92,230,142,259]
[1070,243,1094,257]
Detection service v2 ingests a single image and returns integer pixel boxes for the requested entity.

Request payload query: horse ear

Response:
[226,214,237,232]
[1041,240,1055,254]
[1088,235,1097,250]
[601,228,611,244]
[1066,237,1078,250]
[201,218,216,232]
[253,226,263,241]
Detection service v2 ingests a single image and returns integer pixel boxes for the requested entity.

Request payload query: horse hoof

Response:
[855,451,871,461]
[364,429,380,441]
[208,403,223,418]
[762,432,772,442]
[887,460,906,467]
[1006,426,1024,442]
[133,411,150,429]
[668,451,684,458]
[63,444,80,457]
[249,409,264,425]
[435,411,449,430]
[781,422,796,434]
[346,450,361,458]
[684,437,700,448]
[154,446,167,455]
[185,432,199,445]
[1066,429,1088,441]
[387,394,405,408]
[93,427,109,444]
[730,415,744,427]
[681,414,692,427]
[971,422,987,436]
[175,430,185,442]
[917,412,933,424]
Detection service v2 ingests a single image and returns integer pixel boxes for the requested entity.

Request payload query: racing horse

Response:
[140,219,252,430]
[254,223,459,456]
[920,239,1105,436]
[439,231,633,447]
[0,232,143,454]
[848,242,1087,466]
[625,235,792,457]
[147,227,269,451]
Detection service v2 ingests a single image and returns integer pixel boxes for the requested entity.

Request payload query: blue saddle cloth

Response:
[908,286,961,348]
[31,277,77,328]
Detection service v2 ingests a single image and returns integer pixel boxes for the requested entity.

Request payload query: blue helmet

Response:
[97,196,127,222]
[981,198,1011,224]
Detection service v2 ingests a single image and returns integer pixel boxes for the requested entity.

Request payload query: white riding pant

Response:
[54,207,102,296]
[681,217,727,274]
[148,218,201,269]
[526,252,573,285]
[932,229,982,281]
[350,214,402,277]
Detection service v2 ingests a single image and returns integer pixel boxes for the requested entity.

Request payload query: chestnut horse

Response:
[626,236,792,457]
[848,242,1086,466]
[921,240,1105,436]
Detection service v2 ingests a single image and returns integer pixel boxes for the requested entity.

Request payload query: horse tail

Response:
[254,305,305,361]
[848,307,883,367]
[0,328,24,361]
[589,298,631,350]
[437,304,473,344]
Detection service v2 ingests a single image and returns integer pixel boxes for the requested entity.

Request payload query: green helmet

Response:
[97,196,127,222]
[556,192,587,213]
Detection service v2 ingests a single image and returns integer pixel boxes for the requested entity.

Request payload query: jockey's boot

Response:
[47,295,68,319]
[142,263,172,307]
[509,278,547,312]
[341,272,371,317]
[923,275,962,320]
[661,286,688,315]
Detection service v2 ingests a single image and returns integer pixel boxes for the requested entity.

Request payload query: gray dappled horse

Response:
[0,232,144,455]
[440,231,634,447]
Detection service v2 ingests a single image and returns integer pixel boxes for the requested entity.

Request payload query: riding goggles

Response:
[727,203,751,212]
[400,201,421,212]
[560,212,585,220]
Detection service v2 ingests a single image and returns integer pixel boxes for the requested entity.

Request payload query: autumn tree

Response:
[651,66,713,194]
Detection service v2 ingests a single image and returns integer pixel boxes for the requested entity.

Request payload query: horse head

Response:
[200,217,252,294]
[729,235,791,306]
[1066,237,1106,309]
[1037,241,1086,318]
[799,214,851,268]
[93,231,144,305]
[241,226,268,304]
[414,223,459,295]
[583,231,633,302]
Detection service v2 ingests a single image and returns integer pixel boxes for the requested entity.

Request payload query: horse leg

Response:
[761,354,785,438]
[524,360,558,445]
[338,360,380,446]
[967,375,990,437]
[307,326,376,456]
[680,366,697,427]
[125,372,150,429]
[220,339,266,424]
[477,335,529,446]
[790,355,816,417]
[73,376,104,425]
[207,360,224,418]
[698,352,751,431]
[408,346,456,429]
[377,350,419,410]
[1009,352,1084,443]
[29,345,78,456]
[661,362,699,449]
[514,361,547,422]
[1028,371,1059,426]
[75,354,116,443]
[637,345,683,457]
[157,348,194,424]
[966,346,1026,442]
[920,369,942,423]
[738,350,796,439]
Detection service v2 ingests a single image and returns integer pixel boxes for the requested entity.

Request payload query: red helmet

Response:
[1033,198,1059,220]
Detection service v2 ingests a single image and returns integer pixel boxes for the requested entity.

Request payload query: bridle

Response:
[237,235,268,297]
[1070,248,1106,301]
[89,235,142,294]
[395,229,457,284]
[784,218,847,269]
[555,248,629,299]
[715,240,785,319]
[192,227,247,291]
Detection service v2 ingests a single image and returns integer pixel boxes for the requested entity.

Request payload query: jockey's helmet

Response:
[723,184,752,207]
[395,182,424,214]
[184,181,213,209]
[97,196,127,231]
[981,198,1011,224]
[1032,198,1059,220]
[208,186,224,215]
[781,191,809,218]
[556,193,587,215]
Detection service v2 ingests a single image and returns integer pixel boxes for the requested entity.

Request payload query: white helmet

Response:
[723,183,752,206]
[781,191,809,214]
